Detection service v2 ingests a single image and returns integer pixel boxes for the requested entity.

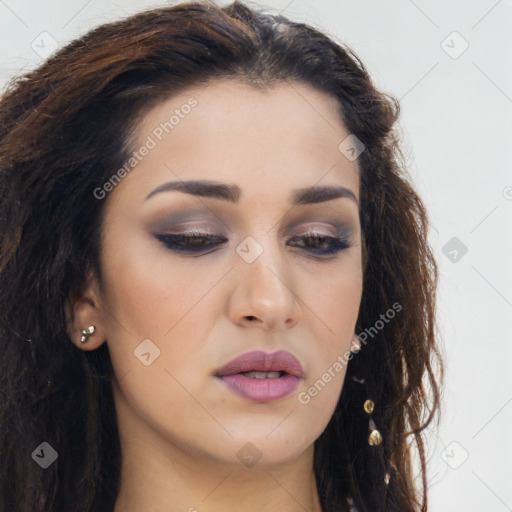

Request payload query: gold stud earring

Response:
[80,325,95,343]
[350,334,361,353]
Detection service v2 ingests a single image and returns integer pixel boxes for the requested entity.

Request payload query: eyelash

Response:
[154,231,351,257]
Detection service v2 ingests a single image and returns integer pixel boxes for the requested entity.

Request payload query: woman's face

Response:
[84,79,363,469]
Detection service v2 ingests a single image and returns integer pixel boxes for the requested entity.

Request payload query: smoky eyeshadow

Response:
[148,209,223,233]
[148,204,358,240]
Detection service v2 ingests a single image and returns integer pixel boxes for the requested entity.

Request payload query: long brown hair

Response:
[0,1,442,511]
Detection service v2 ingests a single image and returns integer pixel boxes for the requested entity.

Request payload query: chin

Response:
[219,427,317,469]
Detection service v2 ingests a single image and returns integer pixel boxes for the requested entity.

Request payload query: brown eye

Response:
[154,233,228,254]
[287,233,350,256]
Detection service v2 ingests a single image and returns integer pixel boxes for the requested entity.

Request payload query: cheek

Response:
[304,258,363,335]
[98,237,229,401]
[297,258,362,407]
[99,243,223,419]
[99,235,222,339]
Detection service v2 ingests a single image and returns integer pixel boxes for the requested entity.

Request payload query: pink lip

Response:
[214,350,304,403]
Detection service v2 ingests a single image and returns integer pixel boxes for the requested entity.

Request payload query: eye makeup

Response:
[146,201,358,259]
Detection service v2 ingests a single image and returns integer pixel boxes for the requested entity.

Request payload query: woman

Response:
[0,1,442,511]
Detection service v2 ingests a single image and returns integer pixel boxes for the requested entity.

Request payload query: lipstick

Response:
[214,350,304,403]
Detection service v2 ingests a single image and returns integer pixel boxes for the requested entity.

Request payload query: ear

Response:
[65,269,107,351]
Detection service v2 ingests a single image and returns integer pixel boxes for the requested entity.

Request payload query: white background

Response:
[1,1,511,510]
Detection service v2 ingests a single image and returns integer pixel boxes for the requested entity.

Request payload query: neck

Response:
[114,451,323,512]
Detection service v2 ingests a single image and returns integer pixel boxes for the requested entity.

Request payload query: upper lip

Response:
[214,350,304,378]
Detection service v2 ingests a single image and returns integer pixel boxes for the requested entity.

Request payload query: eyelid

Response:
[152,221,222,235]
[288,222,349,238]
[165,226,217,234]
[146,207,223,230]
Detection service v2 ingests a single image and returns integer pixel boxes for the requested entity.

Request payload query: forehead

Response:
[116,78,360,207]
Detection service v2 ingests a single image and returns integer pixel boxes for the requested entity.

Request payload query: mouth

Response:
[214,350,304,403]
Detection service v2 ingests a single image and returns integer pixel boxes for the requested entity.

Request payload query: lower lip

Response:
[216,374,302,403]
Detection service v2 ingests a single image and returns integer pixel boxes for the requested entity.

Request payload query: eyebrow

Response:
[144,180,358,205]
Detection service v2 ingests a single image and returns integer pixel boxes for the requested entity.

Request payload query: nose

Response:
[227,238,301,331]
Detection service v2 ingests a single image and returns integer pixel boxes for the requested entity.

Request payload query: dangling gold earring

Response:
[364,398,383,446]
[350,363,389,484]
[80,325,95,343]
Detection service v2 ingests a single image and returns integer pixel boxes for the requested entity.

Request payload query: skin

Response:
[68,79,363,512]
